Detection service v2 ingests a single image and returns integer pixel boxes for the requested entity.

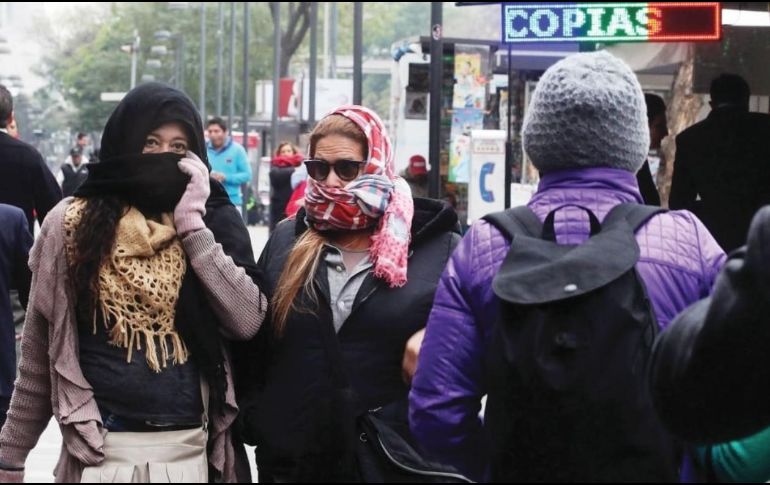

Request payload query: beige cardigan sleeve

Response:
[182,228,267,341]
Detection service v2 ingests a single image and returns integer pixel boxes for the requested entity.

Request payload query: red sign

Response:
[231,131,260,150]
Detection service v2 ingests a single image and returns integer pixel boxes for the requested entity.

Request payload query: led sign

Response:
[502,3,721,43]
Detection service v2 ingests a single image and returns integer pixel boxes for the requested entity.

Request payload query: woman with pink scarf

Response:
[233,106,461,481]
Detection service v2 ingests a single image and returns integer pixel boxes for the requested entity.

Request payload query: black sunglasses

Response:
[304,159,365,182]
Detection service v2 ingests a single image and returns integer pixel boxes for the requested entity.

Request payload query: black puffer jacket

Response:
[235,198,460,481]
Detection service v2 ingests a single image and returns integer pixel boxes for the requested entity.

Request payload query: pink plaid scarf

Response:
[304,105,414,288]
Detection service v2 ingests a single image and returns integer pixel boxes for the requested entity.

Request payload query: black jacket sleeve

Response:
[650,205,770,444]
[29,149,62,225]
[669,137,698,212]
[11,212,33,309]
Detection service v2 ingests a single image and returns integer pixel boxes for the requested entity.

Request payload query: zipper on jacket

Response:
[374,434,475,483]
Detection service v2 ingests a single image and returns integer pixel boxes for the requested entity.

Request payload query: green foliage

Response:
[38,2,432,133]
[38,2,277,132]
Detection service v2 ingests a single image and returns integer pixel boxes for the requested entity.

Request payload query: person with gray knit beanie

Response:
[409,49,726,482]
[522,50,650,175]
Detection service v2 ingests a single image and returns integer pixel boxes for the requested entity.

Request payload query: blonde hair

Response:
[271,114,368,336]
[309,115,368,160]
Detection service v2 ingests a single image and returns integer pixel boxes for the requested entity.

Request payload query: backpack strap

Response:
[603,203,667,233]
[483,206,543,240]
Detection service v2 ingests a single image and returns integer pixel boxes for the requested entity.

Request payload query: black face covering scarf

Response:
[74,152,189,213]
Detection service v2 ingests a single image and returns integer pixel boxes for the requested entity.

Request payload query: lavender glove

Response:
[174,151,211,236]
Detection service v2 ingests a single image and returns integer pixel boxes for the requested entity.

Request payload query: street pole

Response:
[228,2,235,131]
[428,2,443,199]
[216,2,224,117]
[242,1,250,134]
[323,2,330,78]
[178,34,185,92]
[505,44,513,208]
[130,30,140,89]
[353,2,362,105]
[271,2,281,156]
[199,2,206,121]
[330,2,337,78]
[242,1,250,222]
[309,2,318,124]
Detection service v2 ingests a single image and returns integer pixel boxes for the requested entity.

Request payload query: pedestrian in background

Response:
[56,146,89,197]
[0,204,32,431]
[269,141,303,230]
[0,84,61,232]
[670,73,770,252]
[400,154,429,199]
[206,116,252,215]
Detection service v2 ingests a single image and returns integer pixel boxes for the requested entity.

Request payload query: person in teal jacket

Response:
[695,428,770,482]
[206,117,252,211]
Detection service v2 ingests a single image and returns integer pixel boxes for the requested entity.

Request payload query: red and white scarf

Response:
[304,105,414,288]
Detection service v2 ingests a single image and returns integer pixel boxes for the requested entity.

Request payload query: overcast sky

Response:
[1,2,98,94]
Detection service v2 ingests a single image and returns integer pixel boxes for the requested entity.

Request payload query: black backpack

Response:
[482,203,678,482]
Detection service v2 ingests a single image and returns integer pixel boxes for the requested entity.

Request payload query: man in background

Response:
[670,73,770,252]
[206,117,252,213]
[0,84,61,232]
[401,154,429,198]
[57,146,89,197]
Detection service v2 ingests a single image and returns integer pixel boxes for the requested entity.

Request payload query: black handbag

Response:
[318,316,474,483]
[355,399,474,483]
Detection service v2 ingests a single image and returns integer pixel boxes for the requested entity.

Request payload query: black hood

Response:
[99,82,209,167]
[410,197,461,245]
[97,82,232,207]
[294,197,460,246]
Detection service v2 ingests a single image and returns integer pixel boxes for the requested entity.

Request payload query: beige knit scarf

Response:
[65,198,188,372]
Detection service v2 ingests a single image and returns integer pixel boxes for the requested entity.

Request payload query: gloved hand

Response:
[174,151,211,236]
[0,468,24,483]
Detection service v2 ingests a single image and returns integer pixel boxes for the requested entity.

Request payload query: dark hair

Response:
[274,141,297,157]
[77,132,88,140]
[644,93,666,122]
[70,197,126,310]
[0,84,12,129]
[207,116,227,132]
[710,73,750,108]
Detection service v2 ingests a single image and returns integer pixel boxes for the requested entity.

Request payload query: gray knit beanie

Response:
[522,51,649,174]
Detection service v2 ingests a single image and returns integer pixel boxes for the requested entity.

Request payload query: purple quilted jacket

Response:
[409,167,726,481]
